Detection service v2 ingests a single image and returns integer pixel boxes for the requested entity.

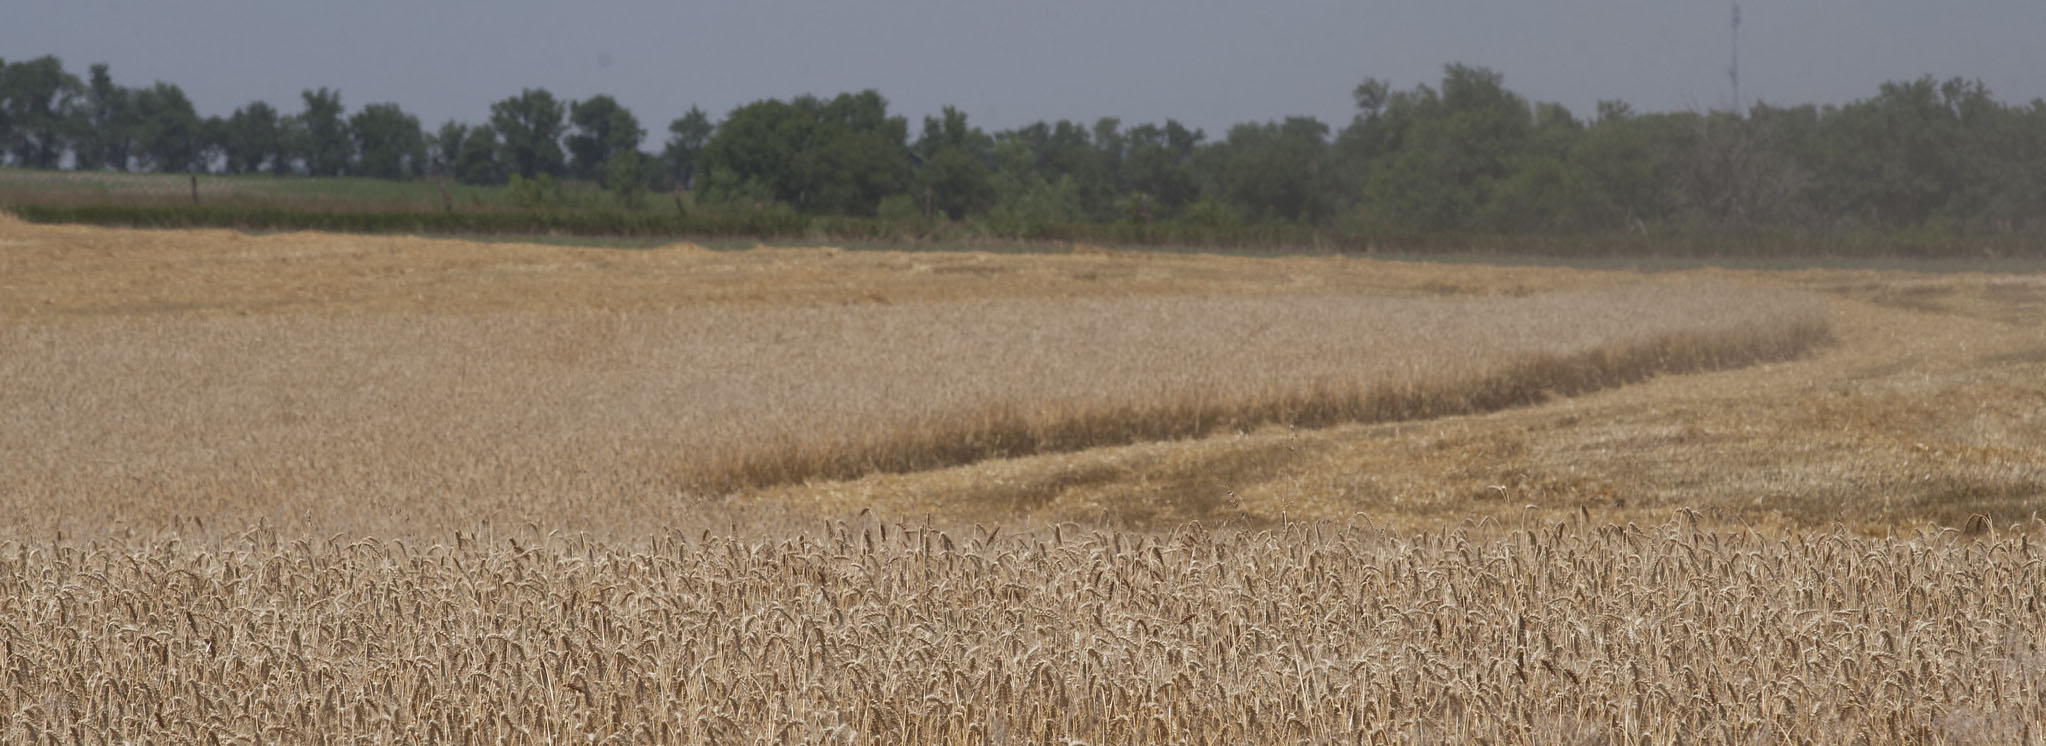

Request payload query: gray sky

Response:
[9,0,2045,142]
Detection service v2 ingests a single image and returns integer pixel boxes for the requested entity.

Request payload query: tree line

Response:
[4,54,2043,237]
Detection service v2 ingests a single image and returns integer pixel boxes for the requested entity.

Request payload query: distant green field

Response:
[0,167,646,212]
[7,167,2044,262]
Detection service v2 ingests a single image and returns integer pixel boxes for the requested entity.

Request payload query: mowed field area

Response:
[3,215,2044,743]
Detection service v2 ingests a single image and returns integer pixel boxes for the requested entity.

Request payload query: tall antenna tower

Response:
[1729,4,1742,113]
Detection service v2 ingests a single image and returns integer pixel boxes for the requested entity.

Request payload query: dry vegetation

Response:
[3,214,2044,743]
[0,214,1832,537]
[0,285,1826,537]
[4,519,2042,745]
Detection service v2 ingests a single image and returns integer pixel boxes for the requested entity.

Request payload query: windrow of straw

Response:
[701,311,1829,491]
[2,518,2038,745]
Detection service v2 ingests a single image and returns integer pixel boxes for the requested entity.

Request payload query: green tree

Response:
[1328,77,1398,218]
[0,55,84,169]
[198,115,230,174]
[131,82,202,173]
[0,56,9,162]
[489,88,567,179]
[454,123,504,185]
[271,114,306,175]
[799,90,912,215]
[915,105,991,156]
[349,102,426,179]
[565,94,644,183]
[73,63,134,171]
[1004,120,1120,219]
[298,87,351,177]
[1815,77,1994,227]
[605,150,649,208]
[699,90,910,215]
[1353,64,1535,231]
[985,135,1085,228]
[1567,100,1671,230]
[429,121,468,178]
[221,101,285,174]
[661,106,714,190]
[1093,117,1126,196]
[1960,96,2046,231]
[919,148,994,219]
[1214,117,1334,222]
[913,106,995,219]
[697,98,798,205]
[1478,102,1602,232]
[1120,120,1203,214]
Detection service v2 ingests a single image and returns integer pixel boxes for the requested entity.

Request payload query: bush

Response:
[506,173,562,209]
[875,194,921,223]
[605,153,648,210]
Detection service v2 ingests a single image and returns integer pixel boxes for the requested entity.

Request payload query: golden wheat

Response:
[2,518,2039,745]
[6,218,2042,743]
[0,284,1826,537]
[18,214,2031,536]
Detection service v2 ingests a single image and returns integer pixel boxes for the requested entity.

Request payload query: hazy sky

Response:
[8,1,2044,141]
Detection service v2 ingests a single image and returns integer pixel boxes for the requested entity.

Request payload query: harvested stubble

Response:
[3,518,2041,745]
[0,285,1826,535]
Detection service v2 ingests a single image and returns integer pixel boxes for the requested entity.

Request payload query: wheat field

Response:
[4,519,2041,745]
[0,284,1825,537]
[3,214,2044,743]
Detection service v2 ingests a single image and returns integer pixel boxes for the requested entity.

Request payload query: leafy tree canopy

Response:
[566,94,644,183]
[700,90,910,215]
[454,123,504,186]
[350,102,426,180]
[131,82,202,173]
[489,88,567,180]
[0,55,84,169]
[298,87,350,178]
[222,101,284,175]
[8,53,2046,239]
[661,106,714,191]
